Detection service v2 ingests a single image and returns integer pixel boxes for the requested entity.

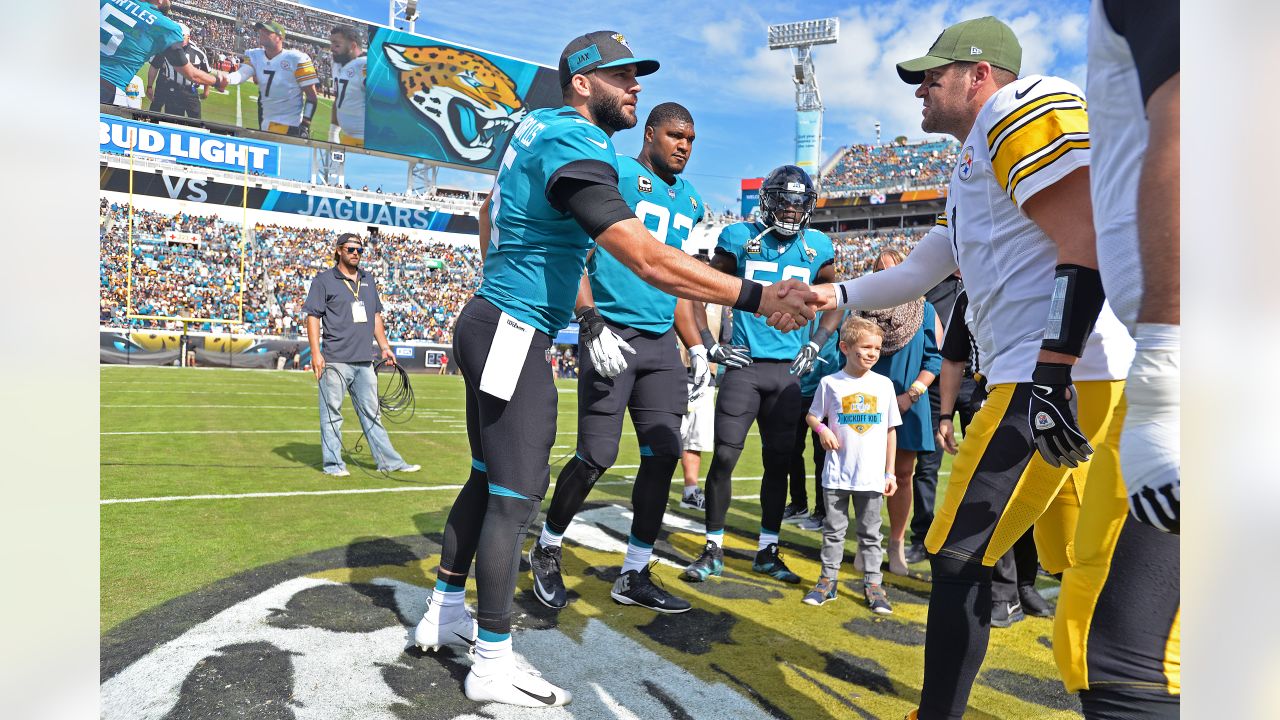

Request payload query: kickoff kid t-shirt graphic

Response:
[809,369,902,492]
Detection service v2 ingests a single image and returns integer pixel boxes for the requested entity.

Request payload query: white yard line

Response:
[102,405,315,409]
[103,429,583,436]
[102,479,636,505]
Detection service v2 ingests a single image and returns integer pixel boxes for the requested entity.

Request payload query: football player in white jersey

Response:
[221,20,319,138]
[807,16,1174,719]
[328,26,366,147]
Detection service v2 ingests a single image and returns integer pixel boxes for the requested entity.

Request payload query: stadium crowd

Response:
[99,199,926,344]
[99,199,480,342]
[822,139,958,196]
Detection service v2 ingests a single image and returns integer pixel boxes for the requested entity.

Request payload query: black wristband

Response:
[1031,362,1072,385]
[733,279,763,314]
[575,306,604,341]
[699,327,715,348]
[811,325,833,346]
[1041,264,1105,357]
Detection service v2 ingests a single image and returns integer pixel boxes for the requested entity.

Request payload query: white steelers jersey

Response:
[1087,0,1145,331]
[940,74,1102,386]
[931,214,1133,383]
[332,56,367,139]
[244,47,318,128]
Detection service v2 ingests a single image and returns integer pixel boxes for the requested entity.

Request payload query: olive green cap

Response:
[896,16,1021,84]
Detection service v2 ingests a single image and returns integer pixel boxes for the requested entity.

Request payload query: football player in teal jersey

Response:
[528,102,752,616]
[99,0,225,105]
[683,165,840,585]
[412,32,820,709]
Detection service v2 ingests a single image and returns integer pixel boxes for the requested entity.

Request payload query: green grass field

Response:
[138,62,336,141]
[101,364,1079,718]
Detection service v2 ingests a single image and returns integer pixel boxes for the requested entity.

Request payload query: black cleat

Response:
[752,543,802,584]
[529,542,567,609]
[991,599,1025,628]
[1019,586,1054,617]
[682,542,724,582]
[781,503,810,523]
[611,562,692,614]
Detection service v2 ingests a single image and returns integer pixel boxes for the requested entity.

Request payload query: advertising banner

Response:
[100,115,280,175]
[100,167,479,235]
[363,27,561,170]
[740,177,763,218]
[795,110,821,175]
[99,0,560,172]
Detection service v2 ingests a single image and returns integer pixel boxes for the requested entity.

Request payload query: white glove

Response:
[577,307,634,379]
[1121,324,1180,534]
[688,345,711,402]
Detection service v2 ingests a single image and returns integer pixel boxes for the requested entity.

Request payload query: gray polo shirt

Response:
[303,265,384,363]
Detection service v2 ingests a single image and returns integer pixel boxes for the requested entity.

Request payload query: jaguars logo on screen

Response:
[838,392,882,434]
[382,43,526,163]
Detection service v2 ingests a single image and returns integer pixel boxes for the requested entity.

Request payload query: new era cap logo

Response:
[970,46,983,55]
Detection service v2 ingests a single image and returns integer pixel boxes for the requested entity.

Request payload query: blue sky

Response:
[283,0,1090,212]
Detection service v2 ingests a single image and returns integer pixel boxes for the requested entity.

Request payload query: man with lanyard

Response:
[99,0,226,105]
[302,233,421,478]
[147,23,211,118]
[810,17,1139,719]
[410,31,819,708]
[682,164,837,586]
[528,102,751,615]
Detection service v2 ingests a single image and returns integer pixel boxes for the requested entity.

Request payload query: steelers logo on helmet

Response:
[759,164,816,237]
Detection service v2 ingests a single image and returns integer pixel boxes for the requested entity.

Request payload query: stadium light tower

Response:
[768,18,839,182]
[390,0,419,33]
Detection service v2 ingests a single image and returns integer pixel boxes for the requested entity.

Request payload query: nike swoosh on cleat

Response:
[1014,79,1042,100]
[516,685,559,705]
[453,632,475,647]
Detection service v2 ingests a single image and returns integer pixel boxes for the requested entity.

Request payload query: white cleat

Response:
[414,609,477,654]
[464,663,572,708]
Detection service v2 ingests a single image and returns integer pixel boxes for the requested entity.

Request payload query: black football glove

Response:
[1027,363,1092,468]
[708,343,751,369]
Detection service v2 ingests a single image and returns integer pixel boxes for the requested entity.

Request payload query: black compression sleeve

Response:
[554,177,635,239]
[1040,264,1105,357]
[940,292,972,363]
[546,159,618,211]
[1103,0,1179,105]
[162,44,189,68]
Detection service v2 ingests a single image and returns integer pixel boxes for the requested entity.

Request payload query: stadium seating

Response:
[100,199,479,343]
[822,139,958,197]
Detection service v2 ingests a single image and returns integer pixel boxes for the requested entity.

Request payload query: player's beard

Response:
[590,92,636,134]
[333,50,352,64]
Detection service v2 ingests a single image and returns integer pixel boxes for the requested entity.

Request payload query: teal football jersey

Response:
[476,107,619,334]
[589,156,704,333]
[100,0,184,90]
[717,222,834,360]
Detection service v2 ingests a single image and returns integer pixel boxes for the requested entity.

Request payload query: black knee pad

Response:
[930,553,994,584]
[711,443,744,472]
[1079,687,1180,720]
[545,456,605,535]
[761,449,791,476]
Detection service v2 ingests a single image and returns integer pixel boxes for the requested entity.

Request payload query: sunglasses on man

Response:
[342,246,364,255]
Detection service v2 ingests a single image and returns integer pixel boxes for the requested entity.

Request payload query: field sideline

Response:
[101,364,1080,718]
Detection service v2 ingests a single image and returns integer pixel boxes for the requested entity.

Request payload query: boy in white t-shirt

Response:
[803,316,901,614]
